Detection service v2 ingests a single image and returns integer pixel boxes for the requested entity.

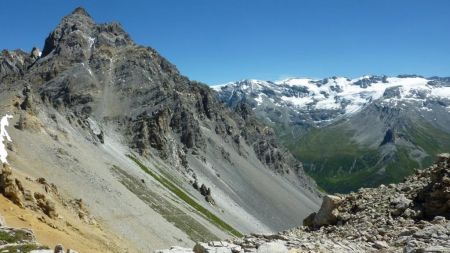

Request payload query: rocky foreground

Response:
[158,154,450,253]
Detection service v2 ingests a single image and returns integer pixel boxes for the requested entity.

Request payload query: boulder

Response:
[373,240,388,249]
[193,242,232,253]
[390,194,412,216]
[311,195,342,227]
[303,212,316,227]
[257,242,288,253]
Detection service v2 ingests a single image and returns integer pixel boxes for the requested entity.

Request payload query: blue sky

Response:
[1,0,449,84]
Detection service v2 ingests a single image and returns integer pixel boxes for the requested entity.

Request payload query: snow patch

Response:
[87,36,95,48]
[278,78,314,86]
[280,95,313,107]
[254,94,264,105]
[0,114,13,164]
[431,87,450,98]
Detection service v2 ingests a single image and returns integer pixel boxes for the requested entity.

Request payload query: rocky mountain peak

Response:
[71,6,92,17]
[41,7,96,58]
[41,7,133,60]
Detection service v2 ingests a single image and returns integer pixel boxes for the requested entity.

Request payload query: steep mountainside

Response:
[159,153,450,253]
[214,76,450,192]
[0,8,320,252]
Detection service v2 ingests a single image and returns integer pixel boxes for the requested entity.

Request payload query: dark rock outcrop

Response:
[415,153,450,218]
[0,164,24,207]
[380,128,395,146]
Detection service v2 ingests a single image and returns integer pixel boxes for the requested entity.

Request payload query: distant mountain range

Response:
[214,75,450,192]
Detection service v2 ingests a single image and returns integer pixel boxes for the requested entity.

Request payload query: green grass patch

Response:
[0,229,49,251]
[278,117,450,193]
[1,244,49,252]
[111,165,219,242]
[0,230,33,244]
[127,155,243,237]
[407,120,450,155]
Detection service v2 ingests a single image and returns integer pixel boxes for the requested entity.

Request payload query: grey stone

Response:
[374,240,388,249]
[312,195,342,227]
[256,242,288,253]
[416,246,450,253]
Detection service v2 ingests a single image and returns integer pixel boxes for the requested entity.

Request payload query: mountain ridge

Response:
[214,75,450,192]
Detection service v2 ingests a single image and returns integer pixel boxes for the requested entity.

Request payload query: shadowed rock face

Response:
[415,153,450,219]
[380,128,395,146]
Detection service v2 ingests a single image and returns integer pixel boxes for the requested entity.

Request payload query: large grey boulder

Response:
[257,242,288,253]
[193,242,232,253]
[312,195,342,227]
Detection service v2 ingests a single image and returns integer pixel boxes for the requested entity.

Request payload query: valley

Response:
[0,4,449,253]
[215,76,450,192]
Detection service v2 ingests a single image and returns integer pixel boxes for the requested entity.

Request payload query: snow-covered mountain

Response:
[214,75,450,193]
[214,75,450,126]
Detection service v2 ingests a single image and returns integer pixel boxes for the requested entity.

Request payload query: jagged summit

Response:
[71,6,91,17]
[41,7,132,58]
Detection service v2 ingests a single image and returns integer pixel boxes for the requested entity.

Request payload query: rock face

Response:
[159,154,450,253]
[0,163,24,207]
[415,153,450,219]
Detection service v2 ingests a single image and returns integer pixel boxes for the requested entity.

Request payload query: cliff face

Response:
[0,7,320,252]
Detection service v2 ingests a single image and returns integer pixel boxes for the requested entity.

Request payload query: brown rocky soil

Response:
[0,164,135,252]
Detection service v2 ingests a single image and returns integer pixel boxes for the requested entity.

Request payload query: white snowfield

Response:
[0,114,13,163]
[215,76,450,118]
